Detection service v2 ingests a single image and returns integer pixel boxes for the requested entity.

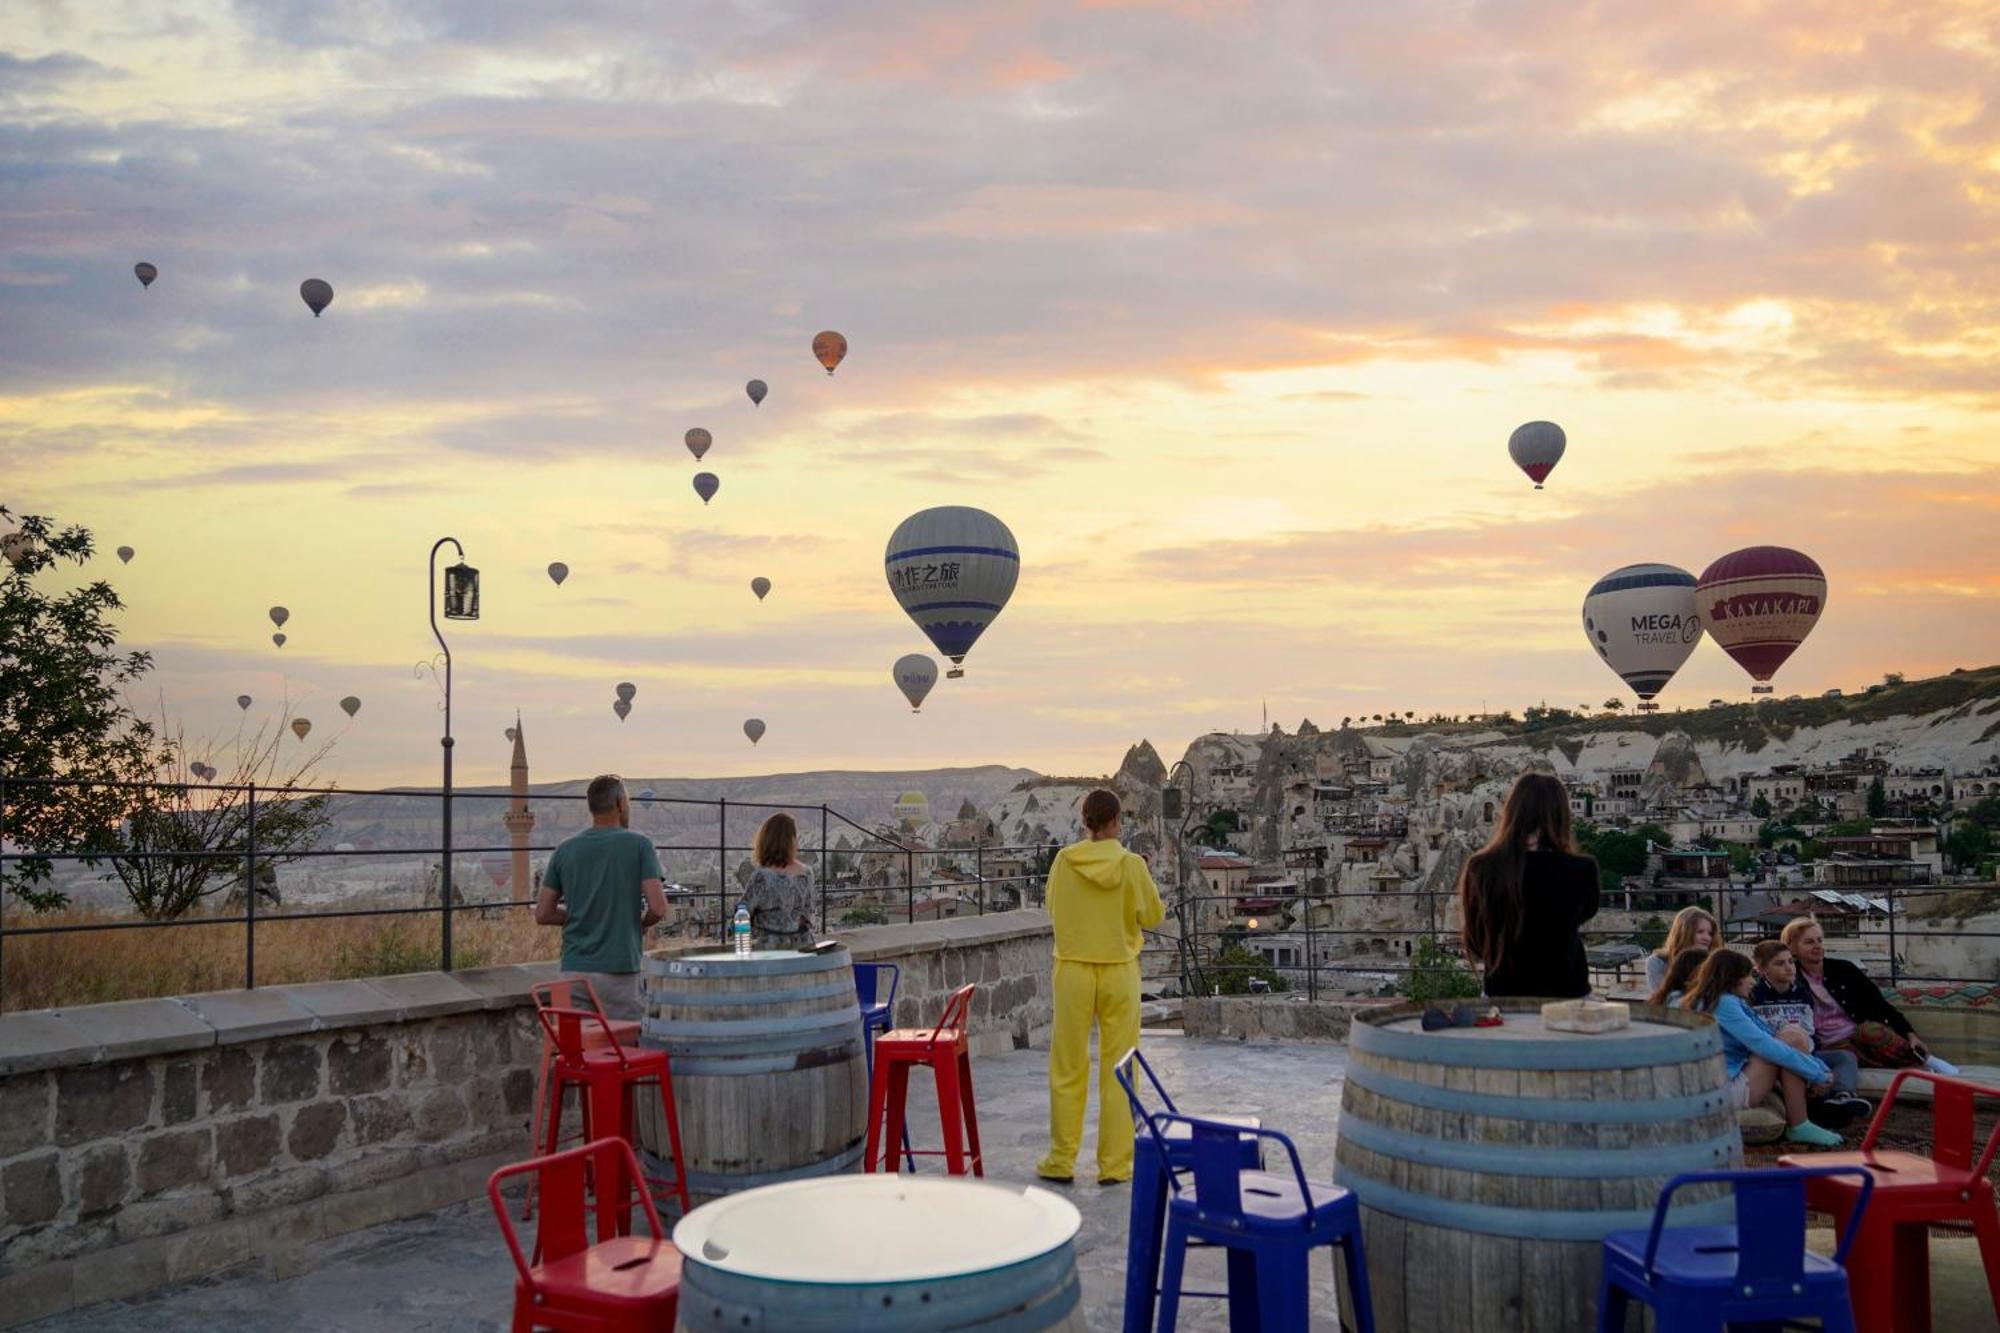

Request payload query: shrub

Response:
[1402,935,1481,1003]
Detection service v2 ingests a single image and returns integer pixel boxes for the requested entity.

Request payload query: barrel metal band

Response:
[652,951,846,979]
[643,1008,860,1041]
[662,1039,864,1075]
[1345,1061,1732,1124]
[676,1245,1079,1333]
[647,978,855,1008]
[1336,1112,1738,1179]
[1352,1017,1720,1070]
[1334,1166,1736,1241]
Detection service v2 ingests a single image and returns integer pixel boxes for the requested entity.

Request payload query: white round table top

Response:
[672,1176,1081,1285]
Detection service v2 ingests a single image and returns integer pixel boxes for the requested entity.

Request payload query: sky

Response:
[5,0,2000,790]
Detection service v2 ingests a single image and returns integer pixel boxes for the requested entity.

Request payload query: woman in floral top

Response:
[739,812,815,950]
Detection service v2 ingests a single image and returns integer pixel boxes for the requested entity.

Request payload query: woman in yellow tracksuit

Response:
[1036,788,1165,1185]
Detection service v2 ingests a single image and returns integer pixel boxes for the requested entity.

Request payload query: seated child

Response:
[1681,949,1843,1148]
[1751,938,1871,1128]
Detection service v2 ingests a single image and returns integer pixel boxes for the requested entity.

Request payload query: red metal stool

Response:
[524,977,641,1219]
[531,982,691,1236]
[863,983,983,1177]
[488,1136,682,1332]
[1779,1068,2000,1333]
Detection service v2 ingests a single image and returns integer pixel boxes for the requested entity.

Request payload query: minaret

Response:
[503,714,535,903]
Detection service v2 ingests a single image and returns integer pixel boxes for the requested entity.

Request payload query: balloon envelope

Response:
[751,577,771,601]
[746,379,767,406]
[685,428,712,461]
[547,562,569,587]
[1581,564,1703,701]
[236,695,252,710]
[615,681,637,703]
[300,278,333,317]
[884,506,1019,677]
[1507,421,1566,488]
[272,632,286,648]
[291,718,312,740]
[894,654,939,712]
[612,699,631,721]
[269,606,289,627]
[743,718,766,744]
[1696,546,1827,684]
[116,546,134,564]
[812,330,847,375]
[693,472,719,504]
[134,262,157,288]
[339,696,361,718]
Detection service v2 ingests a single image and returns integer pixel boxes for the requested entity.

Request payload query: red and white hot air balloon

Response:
[1696,546,1826,693]
[1507,421,1565,489]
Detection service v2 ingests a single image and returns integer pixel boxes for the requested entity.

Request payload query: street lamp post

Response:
[430,537,480,970]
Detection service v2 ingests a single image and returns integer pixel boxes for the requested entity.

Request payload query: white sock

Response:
[1925,1054,1959,1075]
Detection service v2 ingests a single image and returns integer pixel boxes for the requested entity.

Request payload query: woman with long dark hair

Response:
[1457,772,1599,998]
[738,812,815,950]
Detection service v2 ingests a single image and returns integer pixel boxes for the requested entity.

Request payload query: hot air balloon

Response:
[2,532,33,569]
[340,696,361,719]
[300,279,333,317]
[1508,421,1565,489]
[746,379,767,406]
[272,632,287,648]
[547,562,569,587]
[506,726,517,742]
[685,428,712,461]
[616,681,637,703]
[1696,546,1826,694]
[194,762,215,781]
[134,262,158,288]
[116,546,134,564]
[884,506,1019,678]
[1581,564,1703,706]
[812,331,847,375]
[291,718,312,741]
[743,718,766,745]
[894,654,939,712]
[612,699,631,722]
[269,606,289,628]
[237,695,253,711]
[693,472,719,504]
[751,577,771,601]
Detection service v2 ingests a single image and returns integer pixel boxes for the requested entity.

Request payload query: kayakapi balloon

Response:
[291,718,312,740]
[340,696,361,718]
[884,506,1019,678]
[134,262,158,288]
[116,546,134,564]
[750,577,771,601]
[1508,421,1566,489]
[894,654,939,712]
[746,379,767,406]
[693,472,719,504]
[685,428,712,461]
[547,562,569,587]
[812,331,847,375]
[300,279,334,317]
[743,718,766,745]
[1696,546,1827,691]
[1581,564,1703,703]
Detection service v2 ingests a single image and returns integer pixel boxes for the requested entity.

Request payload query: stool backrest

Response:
[1642,1166,1876,1280]
[853,962,899,1012]
[487,1136,663,1286]
[1860,1069,2000,1181]
[1112,1047,1177,1125]
[1145,1111,1314,1229]
[927,983,975,1043]
[530,979,630,1067]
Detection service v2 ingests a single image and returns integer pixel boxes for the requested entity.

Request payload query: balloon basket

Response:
[946,668,965,679]
[1751,685,1775,695]
[1636,702,1660,713]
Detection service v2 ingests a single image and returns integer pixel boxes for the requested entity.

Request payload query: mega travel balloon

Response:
[134,262,158,288]
[616,681,637,703]
[340,696,361,718]
[291,718,312,741]
[685,428,712,461]
[894,654,939,712]
[271,632,286,648]
[1581,564,1703,702]
[547,562,569,587]
[300,279,333,317]
[269,606,289,628]
[884,506,1019,678]
[745,379,767,406]
[1696,546,1827,688]
[693,472,719,504]
[612,699,631,721]
[751,577,771,601]
[743,718,766,745]
[1508,421,1566,489]
[236,695,253,710]
[116,546,134,564]
[812,331,847,375]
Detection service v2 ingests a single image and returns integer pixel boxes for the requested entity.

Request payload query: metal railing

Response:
[0,775,1060,1013]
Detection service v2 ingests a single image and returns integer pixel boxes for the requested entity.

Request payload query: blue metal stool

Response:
[853,962,914,1172]
[1113,1049,1263,1333]
[1142,1106,1374,1333]
[1597,1165,1874,1333]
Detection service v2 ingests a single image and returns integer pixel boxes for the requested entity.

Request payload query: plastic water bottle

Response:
[733,906,752,958]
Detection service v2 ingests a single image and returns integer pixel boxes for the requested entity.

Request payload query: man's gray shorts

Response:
[572,971,642,1022]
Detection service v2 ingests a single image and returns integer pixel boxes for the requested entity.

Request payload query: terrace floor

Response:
[30,1034,2000,1331]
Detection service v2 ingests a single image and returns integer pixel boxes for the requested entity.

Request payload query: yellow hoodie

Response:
[1046,837,1167,963]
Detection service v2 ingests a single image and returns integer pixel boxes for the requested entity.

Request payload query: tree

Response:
[1882,672,1905,687]
[1402,935,1481,1003]
[1196,809,1240,846]
[1751,793,1772,819]
[1,509,159,910]
[1603,698,1625,713]
[1866,776,1887,820]
[1209,943,1289,995]
[1945,821,1992,871]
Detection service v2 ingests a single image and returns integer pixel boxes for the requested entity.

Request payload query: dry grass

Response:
[1,906,560,1012]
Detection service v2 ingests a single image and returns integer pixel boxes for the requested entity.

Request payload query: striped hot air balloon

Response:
[884,507,1018,679]
[1581,564,1703,703]
[1696,546,1826,691]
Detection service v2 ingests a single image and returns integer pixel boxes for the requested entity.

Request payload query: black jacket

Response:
[1478,849,1600,1000]
[1806,956,1914,1038]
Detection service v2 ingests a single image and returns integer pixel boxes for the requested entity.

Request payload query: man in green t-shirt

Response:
[535,775,668,1020]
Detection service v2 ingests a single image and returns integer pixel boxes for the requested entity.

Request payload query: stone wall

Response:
[0,910,1056,1327]
[1182,994,1397,1044]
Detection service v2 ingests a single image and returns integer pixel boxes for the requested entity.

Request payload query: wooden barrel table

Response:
[672,1176,1086,1332]
[1333,1001,1740,1333]
[638,948,867,1205]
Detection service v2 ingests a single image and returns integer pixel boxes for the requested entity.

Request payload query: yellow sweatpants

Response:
[1038,958,1142,1182]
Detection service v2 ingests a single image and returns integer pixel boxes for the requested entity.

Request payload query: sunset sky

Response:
[6,1,1999,789]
